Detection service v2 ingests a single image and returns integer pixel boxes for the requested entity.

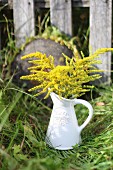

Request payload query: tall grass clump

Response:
[1,81,113,170]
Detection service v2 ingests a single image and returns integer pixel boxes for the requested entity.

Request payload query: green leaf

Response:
[0,92,22,131]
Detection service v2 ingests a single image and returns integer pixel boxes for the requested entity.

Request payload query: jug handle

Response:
[74,99,93,132]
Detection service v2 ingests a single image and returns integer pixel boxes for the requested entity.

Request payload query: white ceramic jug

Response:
[45,92,93,150]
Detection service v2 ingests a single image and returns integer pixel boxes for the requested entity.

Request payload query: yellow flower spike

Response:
[28,84,45,92]
[21,52,42,60]
[44,88,56,99]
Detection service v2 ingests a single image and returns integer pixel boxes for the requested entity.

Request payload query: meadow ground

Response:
[0,79,113,170]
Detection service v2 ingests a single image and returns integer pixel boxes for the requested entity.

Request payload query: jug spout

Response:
[50,92,60,104]
[50,92,73,106]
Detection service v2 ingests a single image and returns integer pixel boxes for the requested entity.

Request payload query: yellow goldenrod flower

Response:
[20,49,113,99]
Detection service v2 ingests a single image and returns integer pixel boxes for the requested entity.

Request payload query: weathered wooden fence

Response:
[0,0,112,83]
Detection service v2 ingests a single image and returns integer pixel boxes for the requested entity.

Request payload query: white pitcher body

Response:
[45,92,93,150]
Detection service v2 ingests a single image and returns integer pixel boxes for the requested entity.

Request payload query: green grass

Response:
[0,76,113,170]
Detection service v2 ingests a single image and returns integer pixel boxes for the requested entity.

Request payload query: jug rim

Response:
[50,91,75,102]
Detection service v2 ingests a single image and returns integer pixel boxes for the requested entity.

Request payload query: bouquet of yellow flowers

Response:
[20,48,113,99]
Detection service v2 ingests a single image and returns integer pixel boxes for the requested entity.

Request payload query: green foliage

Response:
[20,48,113,99]
[1,80,113,170]
[0,15,19,81]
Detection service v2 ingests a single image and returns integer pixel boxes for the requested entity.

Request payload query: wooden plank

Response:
[50,0,72,36]
[72,0,89,7]
[0,0,90,9]
[13,0,35,47]
[8,0,13,9]
[89,0,112,84]
[35,0,89,8]
[34,0,50,8]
